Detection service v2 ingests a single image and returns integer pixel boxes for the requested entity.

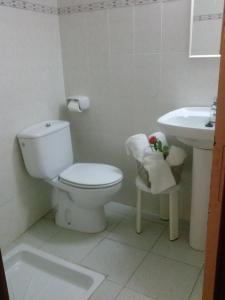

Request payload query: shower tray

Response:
[3,244,104,300]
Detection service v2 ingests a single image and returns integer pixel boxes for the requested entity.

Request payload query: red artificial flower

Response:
[149,135,157,144]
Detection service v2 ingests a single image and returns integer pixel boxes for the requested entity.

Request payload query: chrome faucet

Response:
[210,98,217,124]
[210,98,217,123]
[206,98,217,127]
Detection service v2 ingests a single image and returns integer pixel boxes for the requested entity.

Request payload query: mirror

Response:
[189,0,224,58]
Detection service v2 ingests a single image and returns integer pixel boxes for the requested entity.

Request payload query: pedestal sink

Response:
[157,107,215,251]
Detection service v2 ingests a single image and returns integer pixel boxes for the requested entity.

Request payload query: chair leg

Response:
[136,188,142,234]
[159,194,169,221]
[169,190,179,241]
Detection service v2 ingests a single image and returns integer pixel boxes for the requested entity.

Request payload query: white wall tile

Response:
[86,10,110,67]
[109,54,134,99]
[59,13,88,67]
[134,3,162,53]
[57,1,220,220]
[109,7,133,55]
[160,52,220,107]
[162,0,190,52]
[0,7,65,248]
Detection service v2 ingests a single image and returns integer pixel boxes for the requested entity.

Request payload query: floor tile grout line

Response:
[105,216,126,234]
[79,217,126,264]
[150,250,204,269]
[123,245,151,289]
[87,278,120,300]
[187,267,203,300]
[39,212,125,260]
[79,236,111,264]
[105,236,157,252]
[80,234,148,267]
[41,216,202,269]
[119,285,158,300]
[80,236,148,289]
[112,222,171,297]
[148,224,205,268]
[80,213,165,263]
[147,250,202,269]
[104,214,168,251]
[114,286,156,300]
[77,261,109,278]
[148,221,168,250]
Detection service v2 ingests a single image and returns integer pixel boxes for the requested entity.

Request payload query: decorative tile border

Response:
[0,0,181,15]
[194,13,223,22]
[58,0,182,15]
[58,0,162,15]
[0,0,58,15]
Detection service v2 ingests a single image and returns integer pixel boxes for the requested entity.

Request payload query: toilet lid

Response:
[59,163,123,188]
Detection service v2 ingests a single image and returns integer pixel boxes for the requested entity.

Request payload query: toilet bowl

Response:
[49,163,123,233]
[17,121,123,233]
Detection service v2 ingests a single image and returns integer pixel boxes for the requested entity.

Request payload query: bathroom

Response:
[0,0,224,299]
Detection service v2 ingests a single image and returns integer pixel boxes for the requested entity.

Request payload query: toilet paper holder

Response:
[66,96,90,112]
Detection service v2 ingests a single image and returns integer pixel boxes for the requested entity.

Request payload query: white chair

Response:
[136,176,180,241]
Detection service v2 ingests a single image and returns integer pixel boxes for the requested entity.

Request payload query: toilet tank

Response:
[17,121,74,179]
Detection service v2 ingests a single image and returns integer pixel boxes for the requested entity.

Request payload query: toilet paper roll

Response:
[67,100,81,112]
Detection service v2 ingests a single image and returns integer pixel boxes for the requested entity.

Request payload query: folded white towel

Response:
[143,152,176,194]
[166,146,187,166]
[126,134,149,162]
[149,132,168,148]
[143,146,154,158]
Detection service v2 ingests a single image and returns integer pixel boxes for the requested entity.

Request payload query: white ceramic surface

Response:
[4,244,104,300]
[18,121,123,233]
[18,121,73,180]
[157,107,215,149]
[190,148,213,250]
[158,107,214,250]
[52,180,122,233]
[59,163,123,188]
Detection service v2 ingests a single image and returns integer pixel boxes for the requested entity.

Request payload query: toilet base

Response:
[55,200,107,233]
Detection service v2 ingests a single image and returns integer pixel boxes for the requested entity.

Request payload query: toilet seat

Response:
[59,163,123,189]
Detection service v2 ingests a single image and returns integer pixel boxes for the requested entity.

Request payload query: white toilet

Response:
[17,120,123,233]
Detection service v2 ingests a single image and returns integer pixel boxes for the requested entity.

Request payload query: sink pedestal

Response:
[190,148,213,251]
[157,107,215,251]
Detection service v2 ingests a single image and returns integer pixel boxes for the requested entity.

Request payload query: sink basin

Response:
[157,107,215,149]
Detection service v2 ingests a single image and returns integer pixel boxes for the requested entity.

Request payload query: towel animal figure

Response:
[125,134,149,162]
[143,132,169,158]
[125,132,186,194]
[143,152,176,194]
[166,145,187,166]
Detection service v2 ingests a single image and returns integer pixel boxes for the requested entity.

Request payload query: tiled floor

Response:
[4,202,204,300]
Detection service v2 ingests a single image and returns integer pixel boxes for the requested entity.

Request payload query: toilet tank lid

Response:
[17,120,70,139]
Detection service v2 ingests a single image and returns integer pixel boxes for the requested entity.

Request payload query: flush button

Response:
[45,122,51,127]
